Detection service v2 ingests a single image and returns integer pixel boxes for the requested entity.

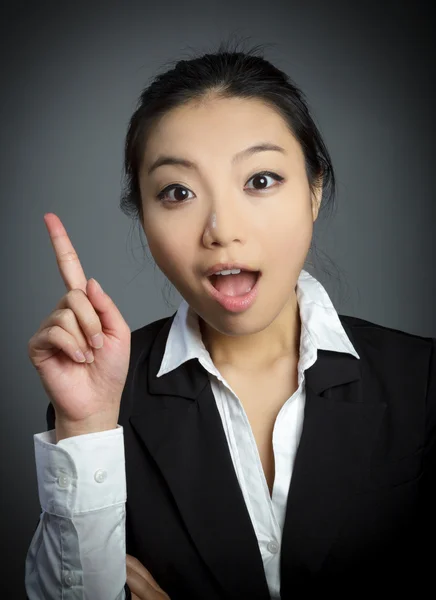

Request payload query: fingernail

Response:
[75,350,86,362]
[93,278,103,292]
[91,333,104,349]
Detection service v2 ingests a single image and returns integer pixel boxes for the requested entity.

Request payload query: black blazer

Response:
[44,312,436,598]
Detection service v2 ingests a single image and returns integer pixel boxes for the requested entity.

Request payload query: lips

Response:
[203,269,261,312]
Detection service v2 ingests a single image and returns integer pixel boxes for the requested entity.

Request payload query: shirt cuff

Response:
[34,425,126,517]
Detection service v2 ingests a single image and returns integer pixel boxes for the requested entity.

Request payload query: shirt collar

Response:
[156,268,360,379]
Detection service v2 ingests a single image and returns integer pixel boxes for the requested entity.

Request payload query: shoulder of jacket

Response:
[338,313,434,351]
[130,314,174,350]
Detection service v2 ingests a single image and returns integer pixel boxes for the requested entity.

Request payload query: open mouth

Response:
[208,270,261,296]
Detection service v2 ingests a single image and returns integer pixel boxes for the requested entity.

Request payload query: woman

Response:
[25,39,436,599]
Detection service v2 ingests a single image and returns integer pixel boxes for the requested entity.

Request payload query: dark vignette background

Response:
[0,0,434,596]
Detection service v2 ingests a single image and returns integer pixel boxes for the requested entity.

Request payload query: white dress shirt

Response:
[25,268,360,599]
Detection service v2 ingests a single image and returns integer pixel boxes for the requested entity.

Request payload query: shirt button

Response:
[63,572,75,586]
[57,474,70,488]
[267,540,279,554]
[94,469,107,483]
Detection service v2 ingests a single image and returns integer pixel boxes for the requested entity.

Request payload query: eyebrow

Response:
[146,142,287,176]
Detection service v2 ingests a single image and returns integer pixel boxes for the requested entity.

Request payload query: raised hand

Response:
[28,213,131,441]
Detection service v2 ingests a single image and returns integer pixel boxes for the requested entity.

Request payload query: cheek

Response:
[146,228,194,281]
[264,198,314,259]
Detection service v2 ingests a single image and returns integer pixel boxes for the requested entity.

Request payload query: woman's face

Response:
[139,95,321,339]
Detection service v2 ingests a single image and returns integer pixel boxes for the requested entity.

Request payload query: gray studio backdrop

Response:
[0,0,434,596]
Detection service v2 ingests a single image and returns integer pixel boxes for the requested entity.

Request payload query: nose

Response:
[202,206,245,248]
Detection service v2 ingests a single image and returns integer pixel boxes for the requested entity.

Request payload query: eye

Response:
[156,185,194,204]
[245,171,284,191]
[156,170,284,205]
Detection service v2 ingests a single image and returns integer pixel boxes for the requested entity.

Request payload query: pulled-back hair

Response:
[120,36,345,308]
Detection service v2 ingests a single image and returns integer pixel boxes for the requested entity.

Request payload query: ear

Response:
[311,175,323,222]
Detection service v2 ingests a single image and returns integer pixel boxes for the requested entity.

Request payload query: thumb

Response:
[86,278,129,339]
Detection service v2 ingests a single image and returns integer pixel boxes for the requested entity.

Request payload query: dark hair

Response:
[120,36,348,309]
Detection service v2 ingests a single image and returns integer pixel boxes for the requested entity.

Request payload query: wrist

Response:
[55,415,119,443]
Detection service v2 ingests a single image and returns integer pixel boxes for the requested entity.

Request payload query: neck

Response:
[199,291,301,372]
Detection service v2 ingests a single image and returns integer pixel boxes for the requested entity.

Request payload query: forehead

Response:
[143,96,302,164]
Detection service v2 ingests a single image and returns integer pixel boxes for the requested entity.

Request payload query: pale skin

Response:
[139,94,322,497]
[139,94,321,371]
[126,554,170,599]
[29,94,322,599]
[28,214,165,597]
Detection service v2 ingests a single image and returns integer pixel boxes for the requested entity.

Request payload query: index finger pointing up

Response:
[44,213,88,293]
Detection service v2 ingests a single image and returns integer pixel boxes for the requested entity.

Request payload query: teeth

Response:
[215,268,241,276]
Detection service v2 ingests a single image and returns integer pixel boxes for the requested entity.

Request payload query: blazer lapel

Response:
[129,315,271,600]
[280,319,386,591]
[129,315,387,598]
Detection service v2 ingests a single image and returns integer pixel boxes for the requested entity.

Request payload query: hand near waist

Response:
[126,554,171,600]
